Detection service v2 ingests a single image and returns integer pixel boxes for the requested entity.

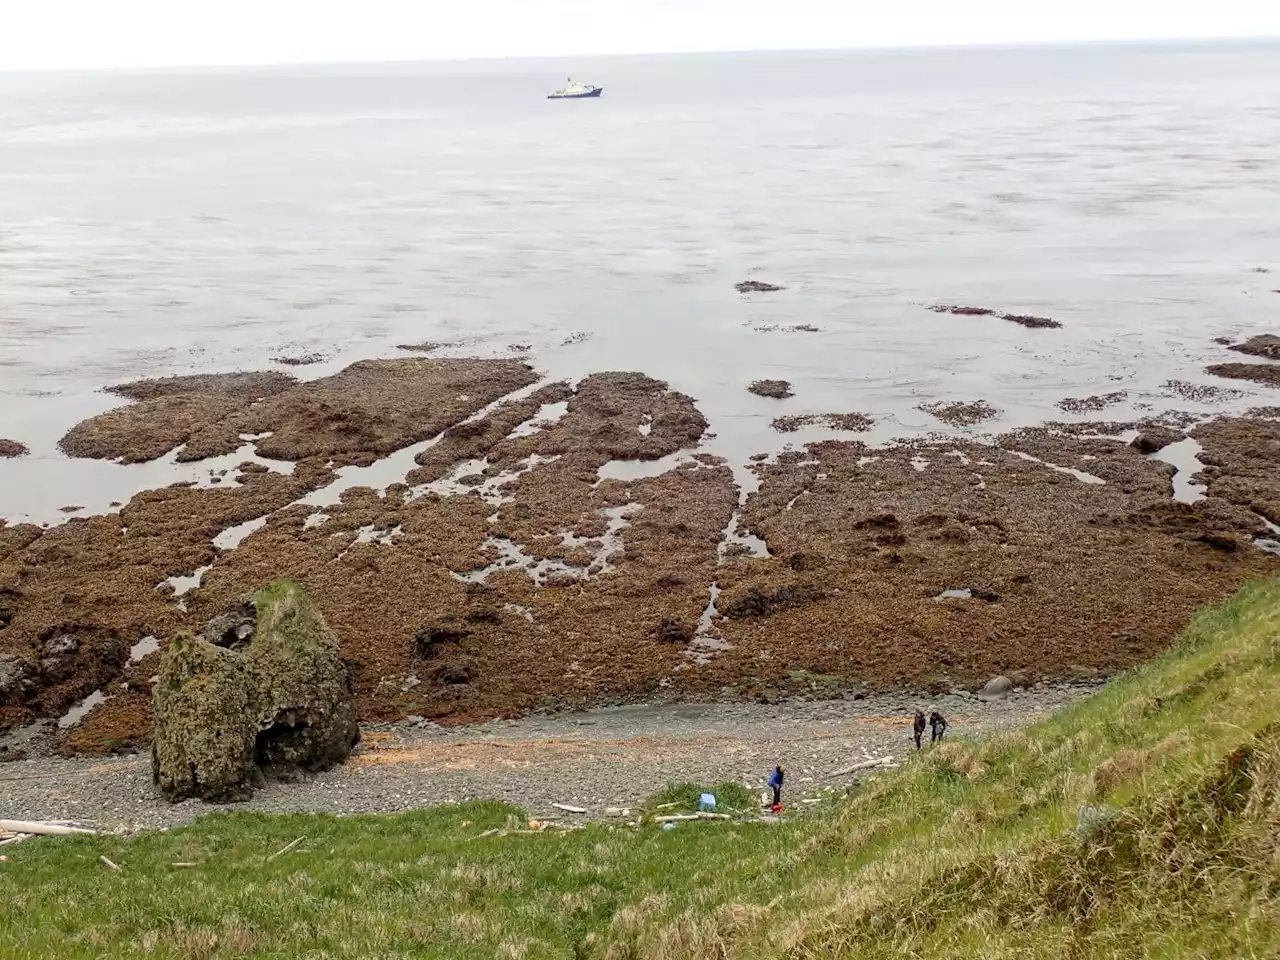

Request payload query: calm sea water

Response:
[2,42,1279,521]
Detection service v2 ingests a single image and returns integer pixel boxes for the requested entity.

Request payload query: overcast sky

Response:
[4,0,1279,71]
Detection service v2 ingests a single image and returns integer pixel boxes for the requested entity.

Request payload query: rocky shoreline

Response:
[1,349,1279,760]
[0,682,1097,833]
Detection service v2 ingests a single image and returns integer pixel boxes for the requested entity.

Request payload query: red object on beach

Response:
[771,803,783,814]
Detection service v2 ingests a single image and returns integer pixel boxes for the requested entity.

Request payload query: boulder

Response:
[1130,427,1183,455]
[977,675,1014,700]
[151,581,360,802]
[151,635,259,801]
[0,655,34,703]
[245,581,361,778]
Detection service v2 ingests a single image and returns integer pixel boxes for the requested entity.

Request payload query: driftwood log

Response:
[0,819,98,837]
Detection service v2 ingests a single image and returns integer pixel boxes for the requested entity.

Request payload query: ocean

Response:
[2,41,1279,522]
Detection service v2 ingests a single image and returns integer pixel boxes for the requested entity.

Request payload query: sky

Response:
[3,0,1279,71]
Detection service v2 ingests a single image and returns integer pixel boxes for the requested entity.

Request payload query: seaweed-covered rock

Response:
[748,379,794,399]
[244,581,361,777]
[151,580,359,801]
[151,635,259,801]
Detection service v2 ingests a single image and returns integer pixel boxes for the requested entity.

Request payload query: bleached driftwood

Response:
[652,812,732,823]
[0,820,97,837]
[551,803,588,814]
[830,756,895,777]
[266,836,306,862]
[99,856,122,872]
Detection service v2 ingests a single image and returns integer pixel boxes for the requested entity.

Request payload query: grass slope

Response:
[4,577,1280,958]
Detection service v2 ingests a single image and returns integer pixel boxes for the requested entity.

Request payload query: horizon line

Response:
[4,33,1279,77]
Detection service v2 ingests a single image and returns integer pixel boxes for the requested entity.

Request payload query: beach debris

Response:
[1057,392,1128,414]
[0,820,98,837]
[151,581,360,802]
[653,812,732,823]
[697,793,717,812]
[771,413,873,433]
[266,836,306,862]
[99,855,122,872]
[830,756,895,777]
[551,803,588,815]
[918,400,999,427]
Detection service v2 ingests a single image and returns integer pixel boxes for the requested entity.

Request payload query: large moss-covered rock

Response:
[151,580,359,802]
[245,580,360,777]
[151,634,258,801]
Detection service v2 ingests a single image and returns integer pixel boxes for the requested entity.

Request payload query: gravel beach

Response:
[0,683,1096,833]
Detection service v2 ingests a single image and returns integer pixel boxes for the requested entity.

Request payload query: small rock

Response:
[735,280,785,294]
[42,634,80,657]
[1130,427,1182,455]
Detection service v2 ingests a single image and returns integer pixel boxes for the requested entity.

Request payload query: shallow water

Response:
[3,42,1280,522]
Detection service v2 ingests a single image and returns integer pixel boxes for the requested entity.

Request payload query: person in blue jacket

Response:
[767,765,785,809]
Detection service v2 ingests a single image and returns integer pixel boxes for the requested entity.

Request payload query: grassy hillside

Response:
[4,576,1280,959]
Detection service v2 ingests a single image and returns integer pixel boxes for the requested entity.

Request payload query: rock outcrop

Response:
[151,581,359,801]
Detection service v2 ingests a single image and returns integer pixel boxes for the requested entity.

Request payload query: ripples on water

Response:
[2,42,1279,518]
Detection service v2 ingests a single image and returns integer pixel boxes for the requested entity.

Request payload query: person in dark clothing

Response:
[767,765,785,808]
[912,710,927,751]
[929,711,948,743]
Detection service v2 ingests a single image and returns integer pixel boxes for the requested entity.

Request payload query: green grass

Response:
[5,576,1280,958]
[640,781,760,818]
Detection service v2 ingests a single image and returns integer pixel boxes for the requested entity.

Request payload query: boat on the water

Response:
[548,79,602,100]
